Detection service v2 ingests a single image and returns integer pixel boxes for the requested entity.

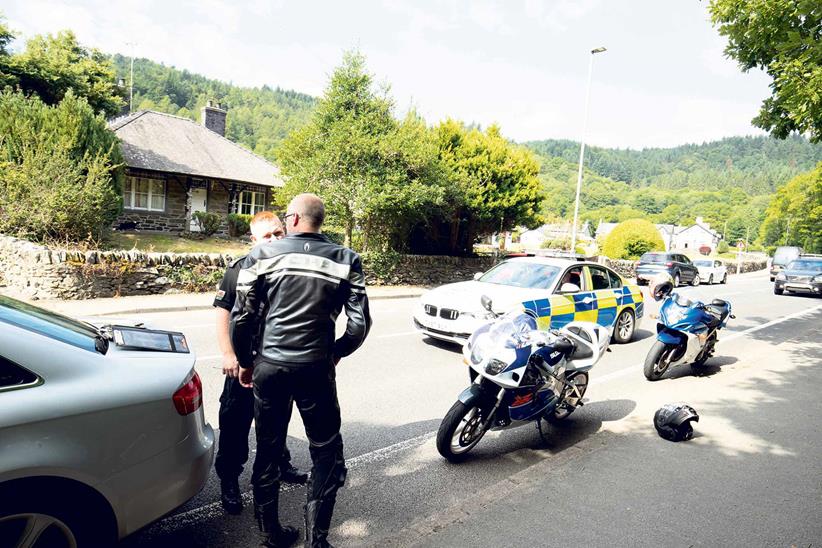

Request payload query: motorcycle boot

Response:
[254,493,300,548]
[220,477,243,515]
[303,436,347,548]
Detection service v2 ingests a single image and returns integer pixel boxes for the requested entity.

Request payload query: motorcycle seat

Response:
[711,298,729,308]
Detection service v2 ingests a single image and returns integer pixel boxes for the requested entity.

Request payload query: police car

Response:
[412,257,644,345]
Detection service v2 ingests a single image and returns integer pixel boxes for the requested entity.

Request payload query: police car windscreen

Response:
[479,262,560,289]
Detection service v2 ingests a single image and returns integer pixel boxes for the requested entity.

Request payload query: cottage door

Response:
[190,188,208,232]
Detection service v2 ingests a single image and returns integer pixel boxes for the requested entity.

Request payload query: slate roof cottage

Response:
[109,102,284,233]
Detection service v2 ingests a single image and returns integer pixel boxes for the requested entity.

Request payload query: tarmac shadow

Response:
[629,328,655,343]
[421,336,463,354]
[663,355,738,380]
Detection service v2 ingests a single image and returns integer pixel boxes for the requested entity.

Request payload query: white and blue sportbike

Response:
[643,280,734,381]
[436,297,610,462]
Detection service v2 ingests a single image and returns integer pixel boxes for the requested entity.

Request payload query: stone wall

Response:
[0,235,230,300]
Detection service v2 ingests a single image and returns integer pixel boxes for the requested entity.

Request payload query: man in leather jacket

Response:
[231,193,371,548]
[213,211,307,517]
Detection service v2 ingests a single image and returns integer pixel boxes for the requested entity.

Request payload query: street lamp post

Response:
[570,46,607,254]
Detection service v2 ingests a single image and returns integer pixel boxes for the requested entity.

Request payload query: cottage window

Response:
[124,176,165,212]
[239,190,266,215]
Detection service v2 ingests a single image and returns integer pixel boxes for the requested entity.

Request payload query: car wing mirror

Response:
[480,295,493,312]
[559,282,581,294]
[473,272,483,281]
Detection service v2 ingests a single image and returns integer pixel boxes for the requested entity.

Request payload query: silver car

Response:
[0,295,214,547]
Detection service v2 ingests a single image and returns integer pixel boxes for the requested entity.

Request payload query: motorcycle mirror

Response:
[559,282,581,294]
[480,295,493,312]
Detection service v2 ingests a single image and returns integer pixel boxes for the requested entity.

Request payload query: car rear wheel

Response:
[707,274,713,284]
[774,285,784,295]
[692,274,700,286]
[721,273,727,284]
[612,309,636,344]
[0,482,116,548]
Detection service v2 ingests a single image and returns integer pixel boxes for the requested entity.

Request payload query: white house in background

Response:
[519,221,592,249]
[671,217,722,252]
[595,217,722,253]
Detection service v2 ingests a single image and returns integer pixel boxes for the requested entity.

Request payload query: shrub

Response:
[717,240,730,253]
[541,236,571,250]
[361,249,402,282]
[192,211,222,236]
[323,226,346,245]
[0,90,123,242]
[227,213,252,237]
[602,218,665,260]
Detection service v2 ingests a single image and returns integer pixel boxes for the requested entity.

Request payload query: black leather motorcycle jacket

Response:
[230,232,372,367]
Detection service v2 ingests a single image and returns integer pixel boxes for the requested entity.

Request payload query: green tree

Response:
[435,120,542,253]
[759,163,822,252]
[278,52,445,251]
[0,89,124,241]
[3,27,124,117]
[709,0,822,142]
[602,218,665,260]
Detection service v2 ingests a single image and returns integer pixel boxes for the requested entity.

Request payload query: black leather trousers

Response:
[214,375,293,481]
[251,359,347,541]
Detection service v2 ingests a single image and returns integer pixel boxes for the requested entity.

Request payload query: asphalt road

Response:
[120,271,822,547]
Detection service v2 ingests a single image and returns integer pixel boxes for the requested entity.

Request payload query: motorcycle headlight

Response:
[775,272,787,280]
[485,359,507,376]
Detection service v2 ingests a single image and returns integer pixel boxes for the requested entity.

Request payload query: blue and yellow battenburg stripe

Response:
[522,285,644,331]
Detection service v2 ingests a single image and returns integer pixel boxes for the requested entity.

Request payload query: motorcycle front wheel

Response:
[436,401,489,462]
[644,341,675,381]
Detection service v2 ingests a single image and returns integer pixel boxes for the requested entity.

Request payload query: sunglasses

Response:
[283,212,297,222]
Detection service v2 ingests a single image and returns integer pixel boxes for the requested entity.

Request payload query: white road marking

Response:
[592,302,822,386]
[154,431,435,530]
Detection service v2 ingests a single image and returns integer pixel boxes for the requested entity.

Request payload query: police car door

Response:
[548,265,589,329]
[586,265,618,328]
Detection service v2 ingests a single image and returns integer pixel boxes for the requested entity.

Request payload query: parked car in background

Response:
[693,259,727,284]
[635,252,700,287]
[770,246,804,281]
[773,257,822,296]
[0,295,214,548]
[412,257,644,345]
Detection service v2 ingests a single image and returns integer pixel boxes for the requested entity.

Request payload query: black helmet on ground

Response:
[654,403,699,442]
[650,273,674,302]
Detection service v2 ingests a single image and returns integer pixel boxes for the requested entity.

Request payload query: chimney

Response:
[201,100,227,136]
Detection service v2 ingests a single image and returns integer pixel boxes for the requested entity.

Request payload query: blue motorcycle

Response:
[643,289,734,381]
[436,297,610,462]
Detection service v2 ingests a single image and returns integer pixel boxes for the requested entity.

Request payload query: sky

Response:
[3,0,774,149]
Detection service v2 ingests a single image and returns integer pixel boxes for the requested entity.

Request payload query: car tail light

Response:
[665,262,673,267]
[173,371,203,415]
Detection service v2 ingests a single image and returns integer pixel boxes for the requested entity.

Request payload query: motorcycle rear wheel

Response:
[644,341,674,381]
[436,401,488,462]
[545,371,589,423]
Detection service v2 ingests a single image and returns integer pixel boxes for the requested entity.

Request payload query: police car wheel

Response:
[612,309,635,344]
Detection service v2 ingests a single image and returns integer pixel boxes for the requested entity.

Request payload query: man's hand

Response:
[221,352,240,378]
[239,365,254,388]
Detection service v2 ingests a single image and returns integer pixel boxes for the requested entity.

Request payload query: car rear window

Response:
[787,260,822,272]
[639,253,669,264]
[0,295,107,354]
[693,260,713,267]
[0,355,39,391]
[480,262,561,289]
